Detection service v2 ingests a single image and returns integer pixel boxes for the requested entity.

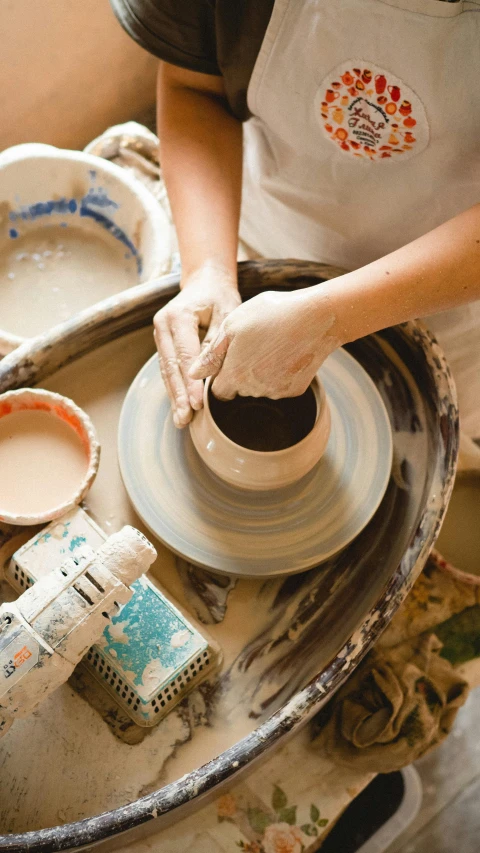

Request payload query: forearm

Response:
[157,62,242,287]
[316,204,480,344]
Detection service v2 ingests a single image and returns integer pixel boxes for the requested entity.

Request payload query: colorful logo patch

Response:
[316,61,429,161]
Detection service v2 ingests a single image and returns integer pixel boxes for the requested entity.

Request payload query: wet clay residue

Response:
[0,224,138,337]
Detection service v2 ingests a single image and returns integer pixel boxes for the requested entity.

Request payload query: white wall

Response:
[0,0,158,151]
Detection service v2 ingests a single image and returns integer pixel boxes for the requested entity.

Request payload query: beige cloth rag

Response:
[312,633,468,773]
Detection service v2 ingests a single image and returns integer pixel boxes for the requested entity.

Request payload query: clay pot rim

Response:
[201,374,326,458]
[0,387,100,526]
[189,373,332,490]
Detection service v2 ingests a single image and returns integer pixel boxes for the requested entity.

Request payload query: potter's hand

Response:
[154,266,241,426]
[188,200,480,405]
[189,289,342,400]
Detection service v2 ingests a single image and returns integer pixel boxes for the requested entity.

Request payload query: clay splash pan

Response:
[0,262,457,853]
[0,388,99,525]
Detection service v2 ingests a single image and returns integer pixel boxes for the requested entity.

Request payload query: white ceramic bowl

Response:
[0,388,99,525]
[189,376,331,491]
[0,143,171,354]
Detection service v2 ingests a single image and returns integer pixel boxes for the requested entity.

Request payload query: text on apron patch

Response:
[316,61,429,161]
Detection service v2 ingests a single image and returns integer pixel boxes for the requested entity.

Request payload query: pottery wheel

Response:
[118,348,392,577]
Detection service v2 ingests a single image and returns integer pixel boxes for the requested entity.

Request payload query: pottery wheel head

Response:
[118,348,393,577]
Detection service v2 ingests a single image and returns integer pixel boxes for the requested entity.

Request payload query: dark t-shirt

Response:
[110,0,274,120]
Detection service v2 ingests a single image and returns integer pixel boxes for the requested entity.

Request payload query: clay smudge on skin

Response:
[286,352,315,375]
[203,288,341,401]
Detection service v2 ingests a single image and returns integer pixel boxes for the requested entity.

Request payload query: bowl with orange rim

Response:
[0,388,99,525]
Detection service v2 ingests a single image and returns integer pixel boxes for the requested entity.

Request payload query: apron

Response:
[240,0,480,436]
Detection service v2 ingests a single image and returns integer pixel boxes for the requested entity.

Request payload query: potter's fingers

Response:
[201,324,220,351]
[154,320,191,428]
[210,370,238,401]
[153,322,174,405]
[201,302,232,349]
[189,329,230,380]
[169,312,204,412]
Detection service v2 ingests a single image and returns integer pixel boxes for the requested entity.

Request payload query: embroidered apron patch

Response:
[316,61,429,161]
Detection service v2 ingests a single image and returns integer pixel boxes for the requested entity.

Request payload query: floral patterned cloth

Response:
[215,783,330,853]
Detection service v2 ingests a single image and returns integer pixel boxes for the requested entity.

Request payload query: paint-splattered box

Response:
[7,508,221,725]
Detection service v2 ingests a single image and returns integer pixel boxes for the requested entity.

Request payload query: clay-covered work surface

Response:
[0,262,457,852]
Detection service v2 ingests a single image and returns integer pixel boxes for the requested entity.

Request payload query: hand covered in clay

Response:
[154,265,241,426]
[189,289,342,400]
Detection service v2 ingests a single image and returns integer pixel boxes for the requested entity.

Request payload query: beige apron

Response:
[240,0,480,436]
